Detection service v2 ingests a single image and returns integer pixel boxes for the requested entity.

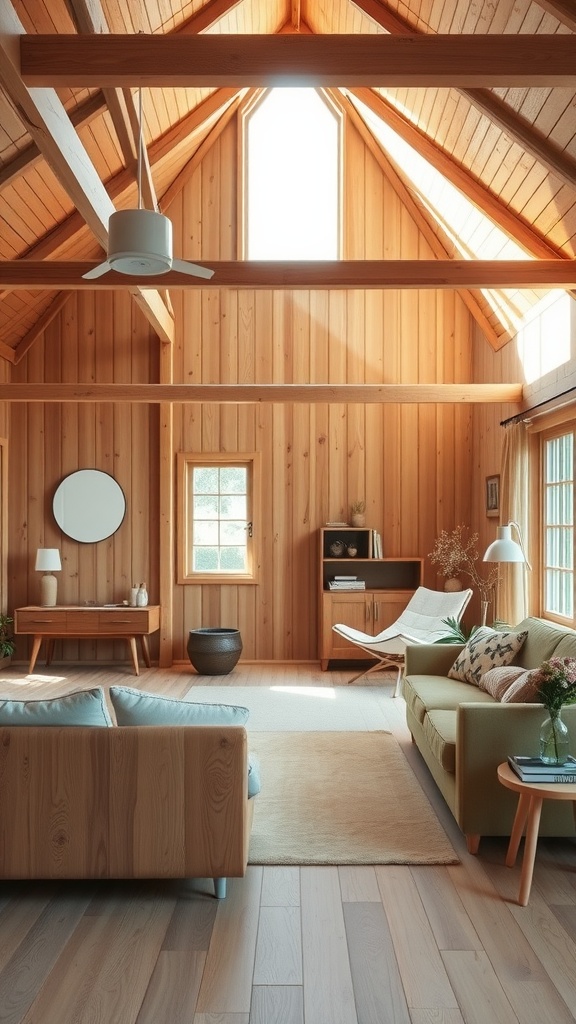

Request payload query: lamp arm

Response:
[509,521,532,571]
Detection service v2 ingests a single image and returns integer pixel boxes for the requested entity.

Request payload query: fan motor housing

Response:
[108,209,173,275]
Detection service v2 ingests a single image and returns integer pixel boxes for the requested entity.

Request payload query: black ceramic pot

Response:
[187,627,243,675]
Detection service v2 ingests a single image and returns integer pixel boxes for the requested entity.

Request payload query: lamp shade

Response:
[35,548,62,572]
[483,525,525,563]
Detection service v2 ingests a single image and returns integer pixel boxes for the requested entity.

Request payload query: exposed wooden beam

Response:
[177,0,243,34]
[349,88,568,260]
[0,0,173,344]
[0,383,523,404]
[1,260,574,290]
[535,0,576,32]
[13,292,71,364]
[350,0,576,190]
[335,90,510,350]
[0,92,106,191]
[20,34,576,88]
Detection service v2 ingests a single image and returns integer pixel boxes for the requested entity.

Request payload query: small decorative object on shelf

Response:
[329,540,346,557]
[350,500,366,528]
[130,583,139,607]
[346,545,358,557]
[136,582,148,607]
[531,656,576,764]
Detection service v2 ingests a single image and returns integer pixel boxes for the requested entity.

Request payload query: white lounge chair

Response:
[332,586,473,695]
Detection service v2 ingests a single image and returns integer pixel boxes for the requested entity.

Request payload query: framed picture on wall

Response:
[486,474,500,518]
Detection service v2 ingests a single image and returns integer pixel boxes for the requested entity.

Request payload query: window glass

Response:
[543,433,574,619]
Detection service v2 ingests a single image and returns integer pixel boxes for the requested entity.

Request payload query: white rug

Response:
[184,684,393,731]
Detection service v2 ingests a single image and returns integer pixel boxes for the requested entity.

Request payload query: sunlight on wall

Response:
[246,88,339,259]
[516,292,572,384]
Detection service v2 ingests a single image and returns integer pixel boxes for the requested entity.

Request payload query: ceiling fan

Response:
[82,91,214,282]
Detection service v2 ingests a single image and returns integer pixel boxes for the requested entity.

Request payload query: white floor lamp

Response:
[35,548,62,607]
[483,522,531,623]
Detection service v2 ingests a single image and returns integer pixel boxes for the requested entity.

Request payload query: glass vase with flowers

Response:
[531,657,576,764]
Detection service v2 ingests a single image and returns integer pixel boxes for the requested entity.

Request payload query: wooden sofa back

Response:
[0,725,252,881]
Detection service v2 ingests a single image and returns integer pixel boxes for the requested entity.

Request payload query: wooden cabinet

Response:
[14,605,160,675]
[319,528,422,669]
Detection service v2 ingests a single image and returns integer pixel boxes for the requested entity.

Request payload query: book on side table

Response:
[508,754,576,783]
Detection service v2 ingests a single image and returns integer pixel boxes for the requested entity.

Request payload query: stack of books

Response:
[328,576,366,591]
[508,754,576,783]
[371,530,383,558]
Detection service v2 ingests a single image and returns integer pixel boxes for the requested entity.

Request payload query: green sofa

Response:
[402,616,576,853]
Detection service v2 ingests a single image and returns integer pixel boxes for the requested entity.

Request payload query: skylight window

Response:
[245,88,340,259]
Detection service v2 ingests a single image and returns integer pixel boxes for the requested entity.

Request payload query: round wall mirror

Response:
[53,470,126,543]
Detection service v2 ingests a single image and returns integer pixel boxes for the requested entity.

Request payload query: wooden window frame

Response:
[539,425,575,627]
[176,452,261,585]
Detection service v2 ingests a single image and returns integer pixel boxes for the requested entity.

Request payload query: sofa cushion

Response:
[448,628,528,686]
[109,686,250,726]
[512,617,571,669]
[501,670,540,703]
[423,710,457,773]
[403,675,494,724]
[0,687,112,726]
[549,631,576,661]
[478,665,526,701]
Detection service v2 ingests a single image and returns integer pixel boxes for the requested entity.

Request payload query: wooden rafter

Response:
[0,383,523,404]
[348,89,569,261]
[334,90,511,350]
[350,0,576,191]
[0,0,173,343]
[20,34,576,88]
[13,292,71,364]
[535,1,576,32]
[1,261,574,290]
[0,92,106,191]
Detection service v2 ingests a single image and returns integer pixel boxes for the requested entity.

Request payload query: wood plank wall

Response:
[7,113,477,665]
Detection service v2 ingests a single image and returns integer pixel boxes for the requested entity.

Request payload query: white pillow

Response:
[109,686,250,727]
[448,628,528,687]
[0,687,112,726]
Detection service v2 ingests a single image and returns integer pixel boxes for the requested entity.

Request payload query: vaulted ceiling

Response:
[0,0,575,364]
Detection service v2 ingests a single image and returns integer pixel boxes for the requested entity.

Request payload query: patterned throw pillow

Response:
[501,669,540,703]
[448,628,528,687]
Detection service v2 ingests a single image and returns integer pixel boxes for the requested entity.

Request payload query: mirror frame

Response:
[53,470,126,543]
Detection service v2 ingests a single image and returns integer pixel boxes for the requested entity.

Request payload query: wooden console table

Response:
[14,605,161,676]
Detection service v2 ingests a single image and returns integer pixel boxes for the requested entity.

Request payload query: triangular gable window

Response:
[245,88,340,259]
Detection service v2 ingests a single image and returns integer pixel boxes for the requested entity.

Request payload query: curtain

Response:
[499,421,530,625]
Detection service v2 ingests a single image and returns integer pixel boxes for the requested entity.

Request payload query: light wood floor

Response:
[1,659,576,1024]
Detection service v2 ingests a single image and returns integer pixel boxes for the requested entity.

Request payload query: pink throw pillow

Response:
[479,666,526,701]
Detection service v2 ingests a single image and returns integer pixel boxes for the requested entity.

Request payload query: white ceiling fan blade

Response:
[171,258,215,280]
[82,260,112,280]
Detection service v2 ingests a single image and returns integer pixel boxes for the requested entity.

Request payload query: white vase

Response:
[444,578,463,592]
[351,513,366,528]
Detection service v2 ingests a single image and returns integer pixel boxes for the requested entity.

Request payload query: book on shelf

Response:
[328,580,366,590]
[508,755,576,783]
[333,575,358,581]
[371,530,382,558]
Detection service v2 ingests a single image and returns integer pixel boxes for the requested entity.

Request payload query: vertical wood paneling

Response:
[9,112,476,664]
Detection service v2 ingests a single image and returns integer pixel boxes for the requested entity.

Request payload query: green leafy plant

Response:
[350,500,366,516]
[0,614,15,659]
[435,616,482,644]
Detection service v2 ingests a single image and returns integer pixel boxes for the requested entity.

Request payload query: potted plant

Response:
[0,614,15,665]
[350,500,366,528]
[429,525,500,618]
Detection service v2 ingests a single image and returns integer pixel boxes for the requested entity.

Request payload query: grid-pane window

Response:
[177,453,259,584]
[192,466,248,573]
[543,433,574,618]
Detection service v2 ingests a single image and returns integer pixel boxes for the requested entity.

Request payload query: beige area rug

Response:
[248,731,458,865]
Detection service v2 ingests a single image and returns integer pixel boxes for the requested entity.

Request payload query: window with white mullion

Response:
[543,432,574,620]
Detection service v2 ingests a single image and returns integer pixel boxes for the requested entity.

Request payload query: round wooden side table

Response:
[497,762,576,906]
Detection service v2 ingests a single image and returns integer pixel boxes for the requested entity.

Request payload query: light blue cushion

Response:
[248,753,261,798]
[0,687,112,726]
[109,685,250,727]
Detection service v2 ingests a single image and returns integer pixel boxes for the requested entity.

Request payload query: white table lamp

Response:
[35,548,62,607]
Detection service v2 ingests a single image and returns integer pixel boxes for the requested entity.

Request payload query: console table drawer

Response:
[15,610,68,632]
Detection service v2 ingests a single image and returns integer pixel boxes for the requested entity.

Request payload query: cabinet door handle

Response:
[366,603,371,623]
[374,602,379,622]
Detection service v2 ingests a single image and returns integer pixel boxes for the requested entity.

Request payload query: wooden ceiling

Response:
[0,0,575,364]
